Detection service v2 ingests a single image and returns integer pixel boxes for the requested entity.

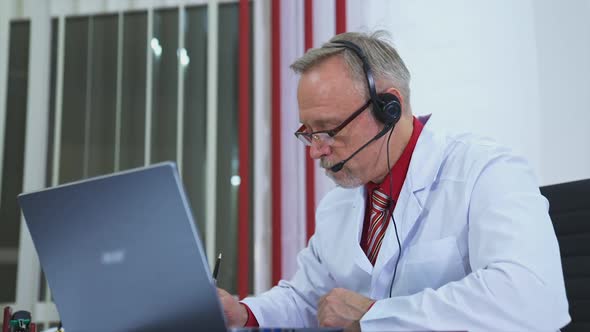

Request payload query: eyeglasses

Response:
[294,99,371,147]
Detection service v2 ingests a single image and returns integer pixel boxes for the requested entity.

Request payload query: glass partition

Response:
[119,11,148,171]
[150,8,179,164]
[4,2,257,306]
[87,14,118,178]
[59,16,89,184]
[0,20,30,303]
[183,5,208,244]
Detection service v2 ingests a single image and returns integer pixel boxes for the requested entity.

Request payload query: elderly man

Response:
[218,31,570,331]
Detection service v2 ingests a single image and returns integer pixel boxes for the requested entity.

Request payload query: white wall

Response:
[312,0,337,207]
[533,0,590,185]
[348,0,590,186]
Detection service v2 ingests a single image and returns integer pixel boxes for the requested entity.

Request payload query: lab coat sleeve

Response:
[241,233,335,328]
[360,151,571,331]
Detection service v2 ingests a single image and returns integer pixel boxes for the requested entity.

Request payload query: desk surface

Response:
[230,329,343,332]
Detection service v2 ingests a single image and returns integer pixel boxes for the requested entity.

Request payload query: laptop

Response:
[18,162,342,332]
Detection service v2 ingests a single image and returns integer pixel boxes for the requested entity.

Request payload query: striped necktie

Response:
[366,187,392,265]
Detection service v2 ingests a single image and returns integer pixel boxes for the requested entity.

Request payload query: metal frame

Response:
[82,17,94,179]
[15,0,52,322]
[40,16,67,316]
[2,0,241,19]
[114,12,124,172]
[252,0,271,295]
[52,16,65,189]
[176,4,186,177]
[205,0,219,269]
[145,8,153,166]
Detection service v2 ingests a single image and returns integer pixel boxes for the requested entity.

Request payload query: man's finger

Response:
[343,320,361,332]
[318,305,333,327]
[318,296,337,327]
[317,297,328,324]
[217,288,229,299]
[318,292,331,308]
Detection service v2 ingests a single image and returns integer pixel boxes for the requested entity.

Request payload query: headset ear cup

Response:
[374,93,401,125]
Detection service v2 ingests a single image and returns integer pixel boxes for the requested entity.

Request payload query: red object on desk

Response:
[3,306,11,332]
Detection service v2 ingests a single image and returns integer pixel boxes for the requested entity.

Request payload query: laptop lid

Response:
[18,162,227,332]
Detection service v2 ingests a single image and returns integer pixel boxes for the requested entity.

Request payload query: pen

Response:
[212,252,222,285]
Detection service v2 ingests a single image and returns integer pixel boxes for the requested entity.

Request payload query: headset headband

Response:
[329,40,380,112]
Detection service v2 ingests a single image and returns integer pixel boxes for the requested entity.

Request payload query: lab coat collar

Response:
[347,114,448,281]
[395,113,448,239]
[407,114,446,194]
[369,114,449,294]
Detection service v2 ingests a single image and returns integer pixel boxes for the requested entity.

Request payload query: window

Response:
[1,2,259,325]
[0,20,30,303]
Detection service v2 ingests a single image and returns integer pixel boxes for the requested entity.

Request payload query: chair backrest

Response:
[541,179,590,332]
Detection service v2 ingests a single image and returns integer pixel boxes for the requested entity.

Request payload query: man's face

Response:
[297,56,383,188]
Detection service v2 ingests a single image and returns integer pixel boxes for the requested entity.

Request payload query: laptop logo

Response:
[101,249,126,265]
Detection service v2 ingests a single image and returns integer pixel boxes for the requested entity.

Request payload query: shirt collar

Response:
[366,116,424,201]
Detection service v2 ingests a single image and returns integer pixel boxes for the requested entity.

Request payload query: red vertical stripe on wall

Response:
[238,0,250,299]
[335,0,346,33]
[304,0,316,241]
[271,0,282,286]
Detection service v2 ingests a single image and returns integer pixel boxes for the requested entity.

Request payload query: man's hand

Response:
[317,288,375,331]
[217,288,248,327]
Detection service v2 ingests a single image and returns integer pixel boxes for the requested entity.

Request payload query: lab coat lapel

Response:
[348,187,373,275]
[370,178,423,292]
[400,115,448,240]
[371,116,447,292]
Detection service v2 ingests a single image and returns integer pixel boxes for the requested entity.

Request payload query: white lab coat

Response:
[242,115,570,331]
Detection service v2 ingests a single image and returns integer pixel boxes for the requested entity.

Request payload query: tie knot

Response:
[371,187,391,212]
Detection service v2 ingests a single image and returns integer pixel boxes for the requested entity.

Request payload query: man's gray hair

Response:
[291,31,411,110]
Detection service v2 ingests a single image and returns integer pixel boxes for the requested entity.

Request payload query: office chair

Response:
[541,179,590,332]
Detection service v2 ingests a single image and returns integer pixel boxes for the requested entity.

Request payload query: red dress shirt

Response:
[360,117,423,256]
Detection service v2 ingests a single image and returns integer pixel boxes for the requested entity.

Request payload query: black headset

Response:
[328,39,402,126]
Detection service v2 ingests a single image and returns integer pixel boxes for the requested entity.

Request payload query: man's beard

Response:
[320,158,363,188]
